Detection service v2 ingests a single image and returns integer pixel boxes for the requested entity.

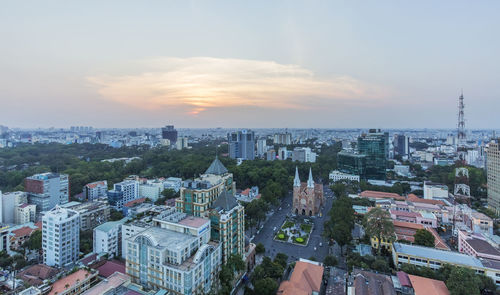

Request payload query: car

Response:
[273,226,277,231]
[319,242,323,247]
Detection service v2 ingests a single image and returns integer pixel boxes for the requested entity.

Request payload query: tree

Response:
[255,243,265,254]
[274,253,288,269]
[446,267,481,295]
[110,209,124,221]
[363,207,395,256]
[25,230,42,250]
[253,278,278,295]
[414,229,435,247]
[324,255,338,267]
[246,199,269,229]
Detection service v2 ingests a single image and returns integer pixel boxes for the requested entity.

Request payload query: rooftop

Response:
[277,261,324,295]
[129,226,197,252]
[48,269,95,295]
[393,242,483,268]
[204,156,228,175]
[408,274,450,295]
[95,218,128,233]
[82,272,130,295]
[466,236,500,256]
[96,260,127,278]
[350,269,396,295]
[212,190,239,211]
[360,191,405,201]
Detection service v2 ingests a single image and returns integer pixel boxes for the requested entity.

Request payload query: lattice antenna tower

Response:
[457,90,466,160]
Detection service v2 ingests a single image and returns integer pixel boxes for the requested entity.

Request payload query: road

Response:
[251,185,335,263]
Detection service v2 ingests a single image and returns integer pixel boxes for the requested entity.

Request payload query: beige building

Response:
[15,203,36,224]
[487,141,500,214]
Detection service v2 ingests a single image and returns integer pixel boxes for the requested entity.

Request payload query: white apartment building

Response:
[121,220,151,259]
[42,206,80,267]
[423,181,449,200]
[108,180,140,210]
[139,181,163,201]
[487,141,500,214]
[93,218,127,258]
[83,180,108,201]
[125,226,221,294]
[1,191,28,224]
[15,203,36,224]
[329,170,360,183]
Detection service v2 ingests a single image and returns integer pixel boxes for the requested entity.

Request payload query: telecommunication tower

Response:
[457,91,467,162]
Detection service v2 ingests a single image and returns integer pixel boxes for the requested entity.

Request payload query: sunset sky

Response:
[1,1,499,128]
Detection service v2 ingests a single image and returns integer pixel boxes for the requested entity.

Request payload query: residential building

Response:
[357,129,389,180]
[228,129,255,160]
[125,227,221,294]
[83,181,108,201]
[278,146,288,160]
[81,271,131,295]
[107,180,139,210]
[152,207,211,244]
[359,190,405,201]
[292,147,317,163]
[277,259,324,295]
[15,203,36,224]
[464,211,493,235]
[487,141,500,214]
[423,182,449,200]
[176,136,189,150]
[10,224,40,250]
[329,170,360,183]
[337,151,366,179]
[139,180,163,201]
[235,187,260,203]
[256,138,267,157]
[176,156,235,217]
[293,167,324,216]
[93,218,128,258]
[273,132,292,145]
[42,206,80,267]
[161,125,178,144]
[395,271,449,295]
[164,177,182,192]
[1,191,28,223]
[17,264,59,287]
[209,190,245,262]
[266,149,276,161]
[394,165,410,177]
[47,269,98,295]
[61,200,110,231]
[0,224,10,252]
[390,210,437,228]
[25,173,69,212]
[121,220,150,259]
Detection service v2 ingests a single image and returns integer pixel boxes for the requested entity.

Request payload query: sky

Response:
[1,1,499,129]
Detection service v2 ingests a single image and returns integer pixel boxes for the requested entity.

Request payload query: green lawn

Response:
[282,221,295,229]
[300,223,312,233]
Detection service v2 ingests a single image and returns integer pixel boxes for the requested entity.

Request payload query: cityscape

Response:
[1,2,500,295]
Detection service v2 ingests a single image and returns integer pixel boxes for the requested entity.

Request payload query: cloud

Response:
[87,57,391,115]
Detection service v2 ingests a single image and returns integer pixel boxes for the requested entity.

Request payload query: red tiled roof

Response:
[86,181,106,189]
[390,210,421,218]
[12,226,36,238]
[80,253,98,266]
[124,198,146,207]
[48,269,94,295]
[408,274,450,295]
[397,271,411,287]
[277,261,324,295]
[407,194,445,206]
[240,188,251,196]
[97,260,126,278]
[17,264,59,286]
[360,190,405,200]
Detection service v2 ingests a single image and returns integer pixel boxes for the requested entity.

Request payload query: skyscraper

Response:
[42,206,80,267]
[228,129,255,160]
[487,141,500,214]
[161,125,178,144]
[394,134,410,157]
[357,129,389,180]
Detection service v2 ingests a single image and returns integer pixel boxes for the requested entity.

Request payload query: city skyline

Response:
[1,1,499,129]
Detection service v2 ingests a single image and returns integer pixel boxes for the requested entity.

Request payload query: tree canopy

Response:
[414,229,435,247]
[363,207,394,255]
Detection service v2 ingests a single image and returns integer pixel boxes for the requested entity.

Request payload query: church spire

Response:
[307,167,314,188]
[294,166,301,187]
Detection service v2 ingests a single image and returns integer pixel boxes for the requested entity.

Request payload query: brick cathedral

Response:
[292,167,324,216]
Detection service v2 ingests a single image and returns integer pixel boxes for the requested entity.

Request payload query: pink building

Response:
[390,210,437,228]
[458,230,500,261]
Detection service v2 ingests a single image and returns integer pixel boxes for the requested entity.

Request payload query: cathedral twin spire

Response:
[294,166,314,188]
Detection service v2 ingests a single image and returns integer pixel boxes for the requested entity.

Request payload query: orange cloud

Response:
[88,57,391,115]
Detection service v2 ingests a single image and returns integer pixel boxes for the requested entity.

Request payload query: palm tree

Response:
[363,207,395,256]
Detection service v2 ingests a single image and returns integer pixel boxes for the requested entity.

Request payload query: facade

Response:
[423,182,449,200]
[266,149,276,161]
[176,137,189,150]
[62,200,110,231]
[209,190,245,263]
[0,225,9,252]
[121,221,150,259]
[176,157,235,217]
[25,173,69,212]
[93,218,127,258]
[277,259,324,295]
[278,146,288,160]
[1,191,28,223]
[107,180,139,210]
[164,177,183,192]
[394,134,410,157]
[273,132,292,145]
[293,167,324,216]
[487,141,500,214]
[139,181,163,201]
[125,227,221,294]
[337,151,366,179]
[292,147,317,163]
[83,180,108,201]
[15,203,37,224]
[357,129,389,180]
[42,206,80,267]
[256,138,267,157]
[47,269,98,295]
[161,125,178,144]
[458,230,500,261]
[228,129,255,160]
[329,170,360,183]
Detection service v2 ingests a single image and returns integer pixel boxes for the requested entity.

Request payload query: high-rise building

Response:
[256,138,267,157]
[161,125,178,144]
[25,173,69,212]
[107,180,139,210]
[228,129,255,160]
[273,132,292,145]
[0,191,28,223]
[487,141,500,214]
[93,218,127,258]
[15,203,36,224]
[83,180,108,201]
[292,147,317,163]
[42,206,80,267]
[357,129,389,180]
[337,151,367,179]
[61,200,110,231]
[394,134,410,157]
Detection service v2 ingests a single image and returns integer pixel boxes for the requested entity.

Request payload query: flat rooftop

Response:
[129,226,197,251]
[178,216,210,228]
